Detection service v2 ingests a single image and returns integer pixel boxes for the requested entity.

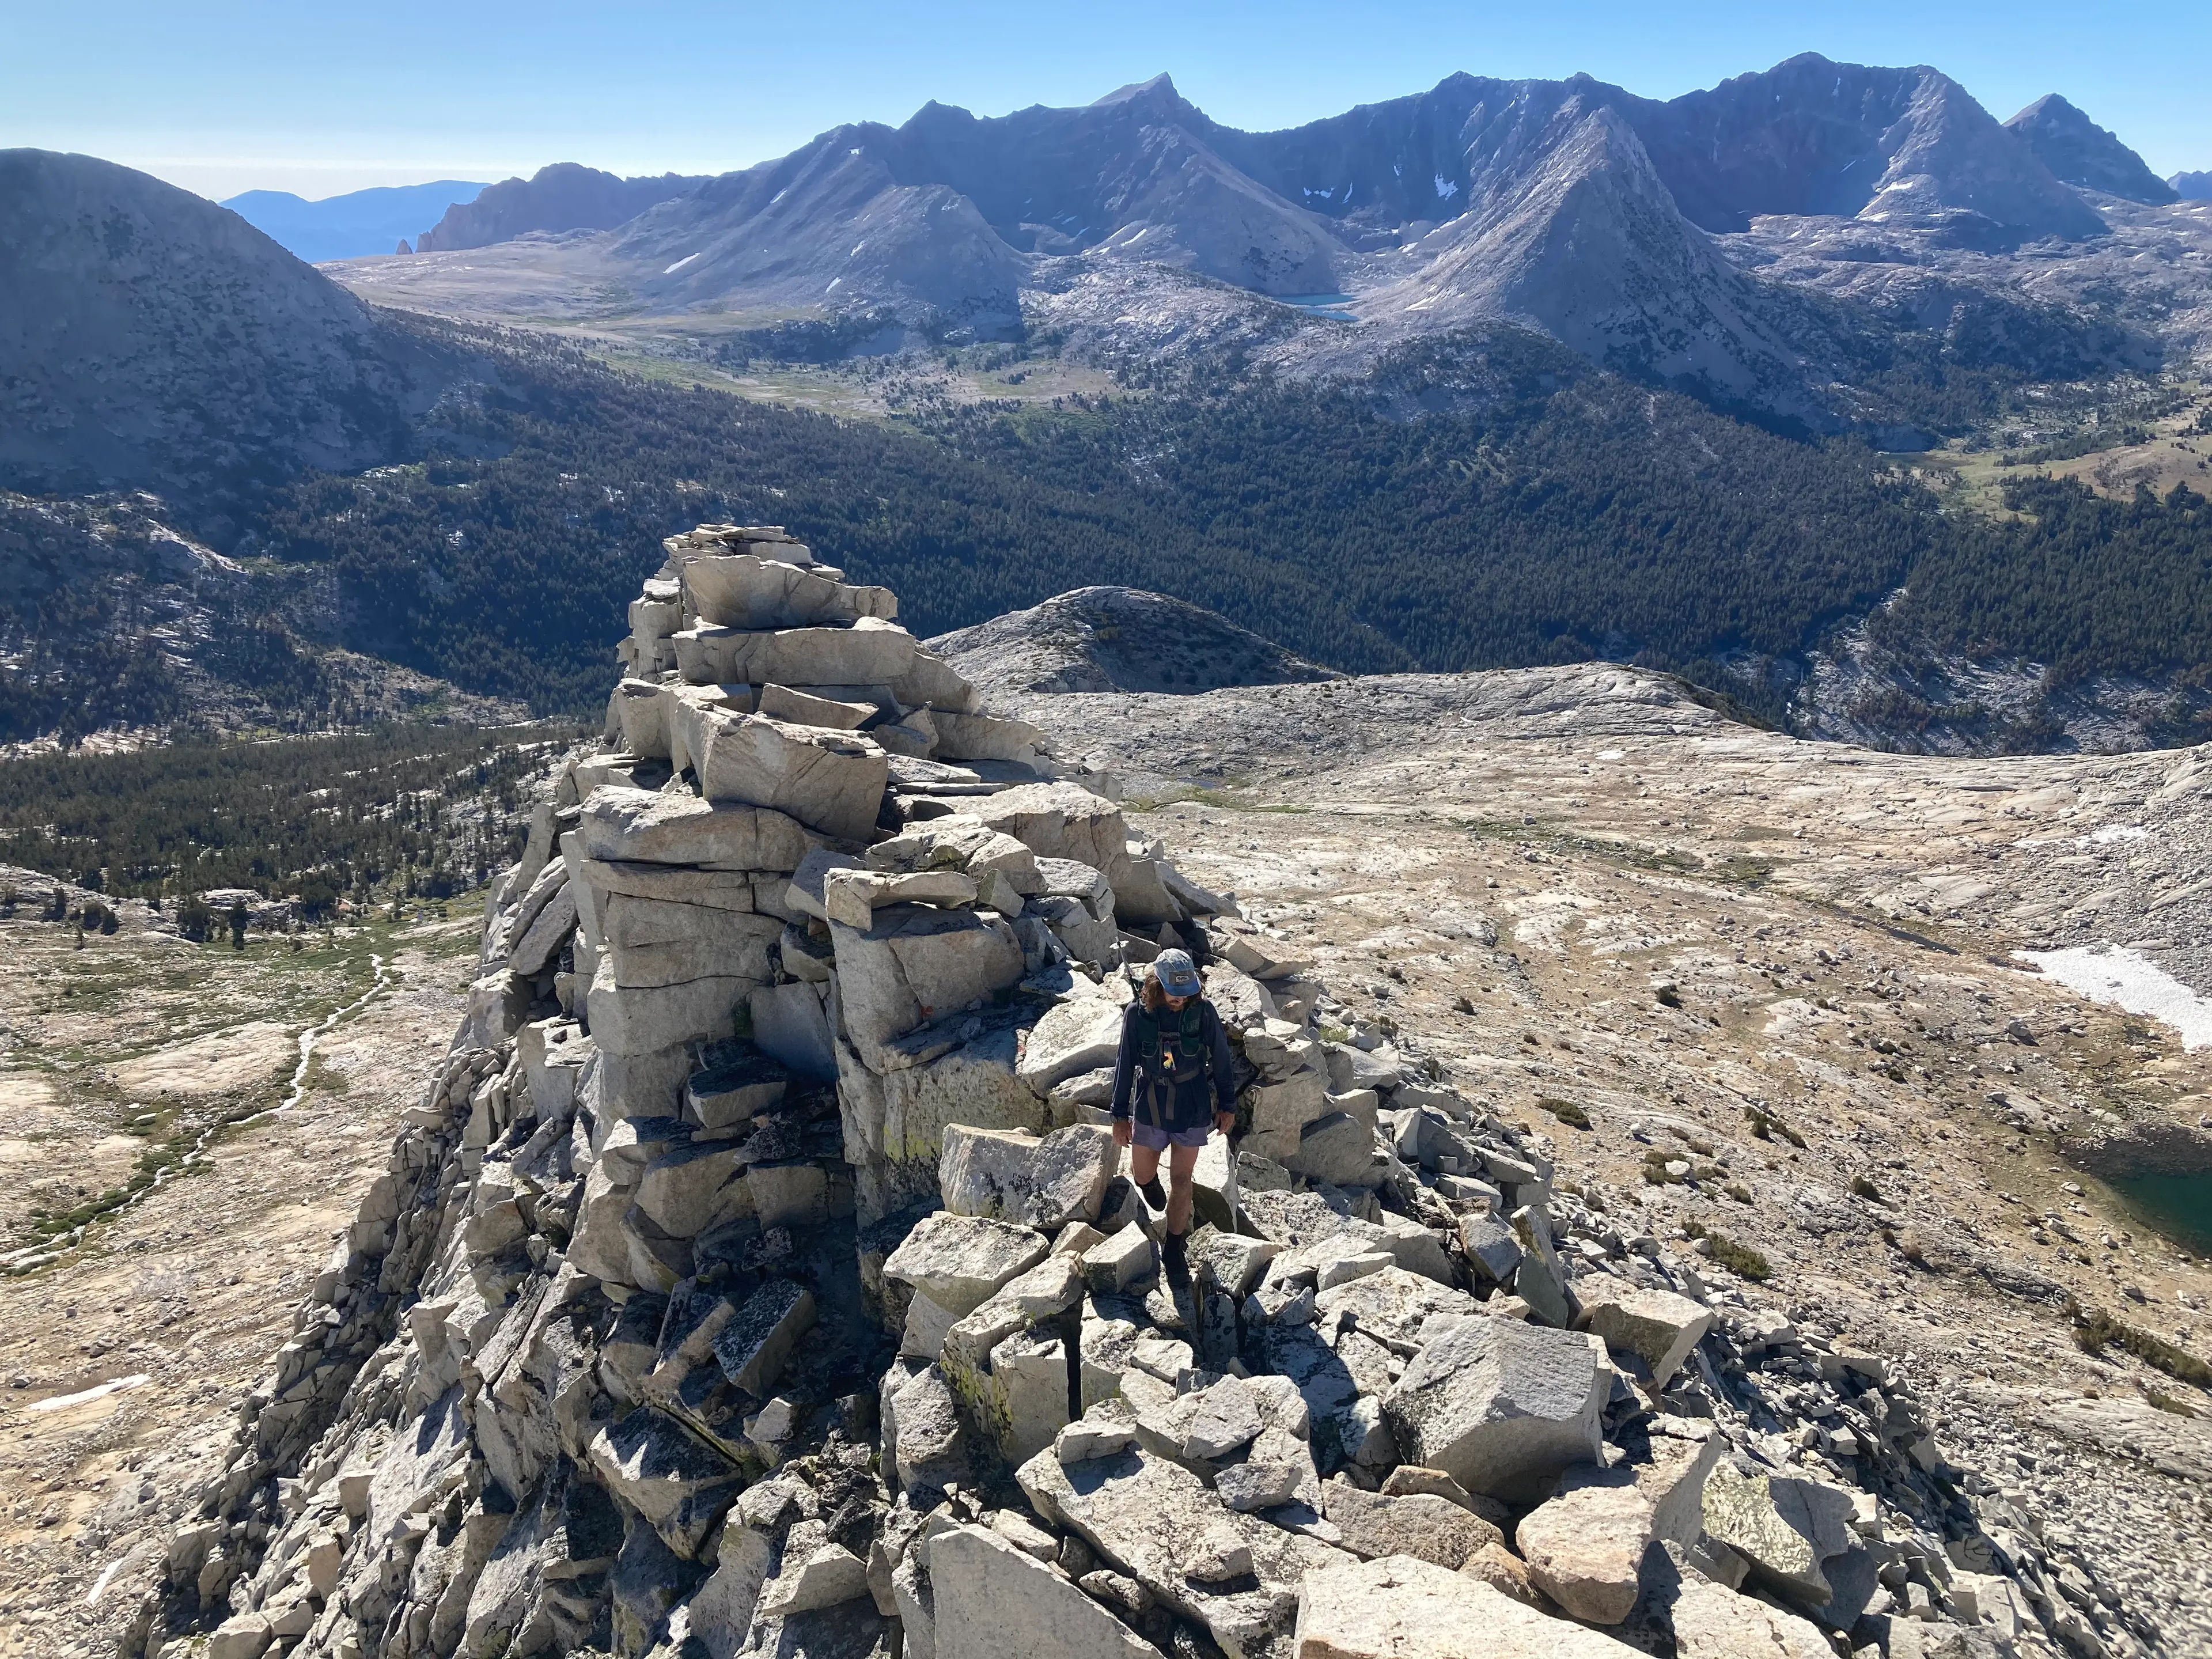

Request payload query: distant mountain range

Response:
[320,56,2211,429]
[222,179,487,262]
[2175,171,2212,202]
[414,164,709,251]
[2,61,2209,755]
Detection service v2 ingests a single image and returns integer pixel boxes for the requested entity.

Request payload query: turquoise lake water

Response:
[2108,1171,2212,1255]
[1277,293,1357,320]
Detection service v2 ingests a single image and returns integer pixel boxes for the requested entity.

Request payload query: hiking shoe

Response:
[1162,1229,1190,1287]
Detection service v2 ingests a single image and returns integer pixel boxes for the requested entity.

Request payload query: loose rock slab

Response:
[1320,1483,1501,1570]
[1291,1555,1638,1659]
[1669,1578,1834,1659]
[929,1524,1157,1659]
[579,787,817,871]
[712,1279,816,1396]
[1380,1318,1607,1503]
[1574,1282,1714,1391]
[940,1123,1117,1230]
[584,1410,744,1560]
[1020,1446,1350,1659]
[696,713,889,843]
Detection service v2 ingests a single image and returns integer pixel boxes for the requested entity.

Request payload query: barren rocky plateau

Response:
[1005,661,2212,1633]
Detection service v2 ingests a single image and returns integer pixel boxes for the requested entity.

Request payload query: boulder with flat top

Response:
[579,787,820,871]
[694,712,889,842]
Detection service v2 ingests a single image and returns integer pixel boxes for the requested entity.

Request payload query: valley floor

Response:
[0,916,476,1658]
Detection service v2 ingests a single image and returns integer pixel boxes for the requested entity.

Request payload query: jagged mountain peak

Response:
[1093,71,1180,107]
[323,56,2196,430]
[1640,55,2107,243]
[1362,94,1829,427]
[2006,93,2179,206]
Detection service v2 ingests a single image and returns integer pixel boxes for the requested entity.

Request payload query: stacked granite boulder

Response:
[136,528,2066,1659]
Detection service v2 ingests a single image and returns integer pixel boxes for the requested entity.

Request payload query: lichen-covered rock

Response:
[1319,1482,1502,1570]
[1019,1445,1352,1659]
[584,1410,745,1560]
[712,1278,816,1396]
[1698,1462,1857,1608]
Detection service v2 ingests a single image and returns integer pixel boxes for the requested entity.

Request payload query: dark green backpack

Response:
[1133,1001,1207,1083]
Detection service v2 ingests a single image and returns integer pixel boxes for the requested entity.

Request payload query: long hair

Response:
[1141,971,1168,1012]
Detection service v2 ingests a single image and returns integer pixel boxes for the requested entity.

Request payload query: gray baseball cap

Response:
[1154,948,1202,997]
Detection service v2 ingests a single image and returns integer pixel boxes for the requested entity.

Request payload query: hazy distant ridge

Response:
[222,180,487,262]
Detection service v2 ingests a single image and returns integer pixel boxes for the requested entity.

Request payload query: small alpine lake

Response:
[2109,1171,2212,1255]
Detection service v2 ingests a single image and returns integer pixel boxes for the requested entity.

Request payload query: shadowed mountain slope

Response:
[0,150,460,508]
[2005,94,2178,206]
[415,162,709,252]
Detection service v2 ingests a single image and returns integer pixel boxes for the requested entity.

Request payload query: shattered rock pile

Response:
[134,527,2126,1659]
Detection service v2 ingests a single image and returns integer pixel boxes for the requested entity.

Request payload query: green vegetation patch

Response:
[1746,1105,1808,1149]
[0,723,577,903]
[1684,1221,1772,1281]
[2070,1300,2212,1389]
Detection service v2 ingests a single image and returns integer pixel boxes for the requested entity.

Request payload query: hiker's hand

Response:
[1112,1118,1132,1147]
[1215,1111,1237,1138]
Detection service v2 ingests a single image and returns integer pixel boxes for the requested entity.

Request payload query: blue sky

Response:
[5,1,2206,200]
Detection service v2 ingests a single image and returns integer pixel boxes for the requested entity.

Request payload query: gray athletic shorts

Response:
[1131,1121,1210,1151]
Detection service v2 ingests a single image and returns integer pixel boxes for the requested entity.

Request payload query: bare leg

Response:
[1128,1141,1163,1203]
[1165,1141,1201,1237]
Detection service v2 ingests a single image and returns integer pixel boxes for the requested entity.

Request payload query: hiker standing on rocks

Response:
[1109,947,1236,1284]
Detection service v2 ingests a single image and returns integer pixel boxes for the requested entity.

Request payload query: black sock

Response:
[1139,1177,1166,1209]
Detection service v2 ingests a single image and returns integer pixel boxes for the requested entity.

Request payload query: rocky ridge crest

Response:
[129,528,2146,1659]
